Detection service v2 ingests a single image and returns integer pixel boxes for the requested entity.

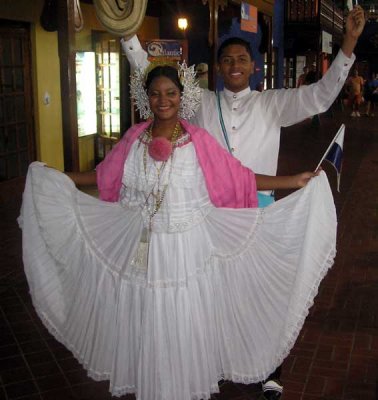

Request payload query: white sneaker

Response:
[351,111,356,117]
[356,111,361,117]
[261,379,283,399]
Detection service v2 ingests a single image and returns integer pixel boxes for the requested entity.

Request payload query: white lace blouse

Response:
[119,131,213,233]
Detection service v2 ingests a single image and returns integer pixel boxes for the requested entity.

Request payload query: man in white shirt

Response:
[121,6,365,399]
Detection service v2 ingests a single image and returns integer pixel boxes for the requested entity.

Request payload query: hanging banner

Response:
[241,3,258,33]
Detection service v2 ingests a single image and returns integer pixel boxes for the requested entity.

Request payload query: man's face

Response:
[217,44,254,93]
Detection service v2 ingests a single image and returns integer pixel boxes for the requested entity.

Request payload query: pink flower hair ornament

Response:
[148,137,173,162]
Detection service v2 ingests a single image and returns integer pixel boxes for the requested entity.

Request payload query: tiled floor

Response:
[1,107,377,400]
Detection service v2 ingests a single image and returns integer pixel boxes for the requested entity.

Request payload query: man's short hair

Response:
[217,37,253,62]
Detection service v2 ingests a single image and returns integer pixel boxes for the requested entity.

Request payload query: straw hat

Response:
[93,0,147,37]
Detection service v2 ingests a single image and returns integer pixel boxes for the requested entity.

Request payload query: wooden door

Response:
[0,21,35,187]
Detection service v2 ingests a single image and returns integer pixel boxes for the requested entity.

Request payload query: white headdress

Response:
[130,62,202,120]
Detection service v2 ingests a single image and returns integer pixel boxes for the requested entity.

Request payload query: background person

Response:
[364,72,378,116]
[297,65,309,87]
[195,62,209,89]
[345,68,365,117]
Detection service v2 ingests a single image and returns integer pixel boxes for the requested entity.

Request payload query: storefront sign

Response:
[145,40,183,63]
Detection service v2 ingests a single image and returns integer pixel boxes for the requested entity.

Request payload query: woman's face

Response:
[148,76,181,122]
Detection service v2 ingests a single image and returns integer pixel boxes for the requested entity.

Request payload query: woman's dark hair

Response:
[145,65,183,93]
[217,37,253,62]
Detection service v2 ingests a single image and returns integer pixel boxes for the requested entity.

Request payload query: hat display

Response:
[93,0,147,37]
[195,63,208,74]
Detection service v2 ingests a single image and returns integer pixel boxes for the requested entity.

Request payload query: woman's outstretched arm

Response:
[65,171,97,187]
[255,171,318,190]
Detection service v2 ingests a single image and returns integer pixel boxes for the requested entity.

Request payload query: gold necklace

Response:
[142,122,182,221]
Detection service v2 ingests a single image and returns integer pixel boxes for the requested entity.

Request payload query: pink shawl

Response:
[96,120,258,208]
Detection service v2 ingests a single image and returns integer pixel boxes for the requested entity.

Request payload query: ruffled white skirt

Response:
[19,162,336,400]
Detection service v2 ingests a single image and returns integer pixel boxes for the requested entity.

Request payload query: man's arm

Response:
[269,7,365,128]
[121,34,150,72]
[341,6,366,58]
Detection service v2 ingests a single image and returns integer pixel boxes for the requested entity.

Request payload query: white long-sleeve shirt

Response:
[122,36,355,178]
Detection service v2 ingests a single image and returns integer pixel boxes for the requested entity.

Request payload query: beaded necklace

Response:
[130,122,184,270]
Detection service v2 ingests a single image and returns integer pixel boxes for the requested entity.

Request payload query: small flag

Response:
[241,3,258,33]
[315,124,345,192]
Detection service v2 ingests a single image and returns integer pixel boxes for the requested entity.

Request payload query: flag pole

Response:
[314,124,345,172]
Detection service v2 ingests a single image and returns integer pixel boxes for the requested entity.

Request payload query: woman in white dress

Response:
[19,65,336,400]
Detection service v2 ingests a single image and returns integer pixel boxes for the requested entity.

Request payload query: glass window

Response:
[76,51,97,137]
[95,39,120,138]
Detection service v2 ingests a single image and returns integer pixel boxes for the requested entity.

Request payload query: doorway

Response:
[0,20,35,200]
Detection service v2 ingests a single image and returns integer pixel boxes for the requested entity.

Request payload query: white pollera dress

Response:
[19,132,336,400]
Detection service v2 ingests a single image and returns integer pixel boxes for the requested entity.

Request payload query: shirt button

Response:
[233,107,237,111]
[232,126,236,130]
[129,46,133,50]
[233,94,237,99]
[231,147,235,153]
